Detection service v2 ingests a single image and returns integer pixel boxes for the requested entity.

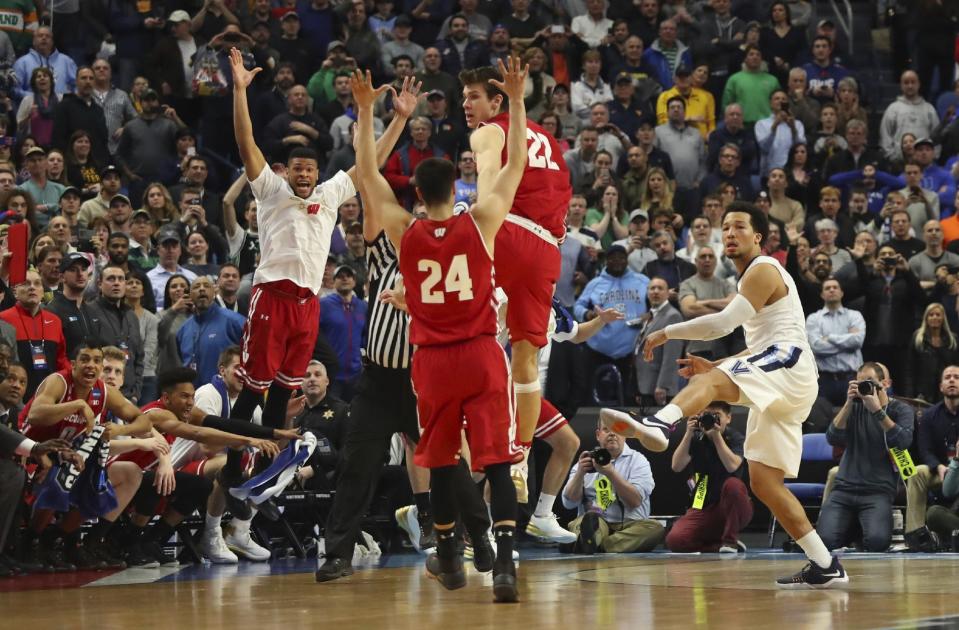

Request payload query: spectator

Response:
[414,48,457,108]
[308,42,359,106]
[342,1,382,76]
[316,72,354,128]
[835,76,869,135]
[926,457,959,545]
[292,360,350,491]
[811,105,847,169]
[297,0,340,62]
[90,58,138,158]
[561,417,664,553]
[256,63,297,134]
[383,117,448,209]
[904,365,959,550]
[176,276,244,386]
[700,143,754,201]
[571,50,612,122]
[904,304,959,403]
[183,231,221,280]
[813,219,852,270]
[665,400,751,552]
[818,362,914,551]
[755,89,805,176]
[678,245,737,360]
[806,278,866,406]
[571,0,613,48]
[374,55,416,122]
[639,167,674,217]
[944,191,959,247]
[35,245,62,301]
[822,119,881,181]
[499,0,545,42]
[586,182,628,249]
[85,264,144,402]
[722,45,780,126]
[910,220,959,290]
[634,277,682,406]
[437,0,491,42]
[43,252,91,358]
[319,265,367,401]
[65,130,102,198]
[436,14,488,77]
[46,149,66,186]
[654,96,704,210]
[880,71,939,163]
[804,186,855,248]
[907,137,955,210]
[759,1,806,85]
[620,145,650,211]
[563,127,600,190]
[0,269,69,399]
[424,90,465,158]
[117,89,183,201]
[635,117,675,179]
[629,0,662,46]
[606,74,646,144]
[575,245,649,401]
[52,66,111,167]
[801,35,849,105]
[453,151,477,206]
[655,65,714,140]
[607,36,656,104]
[330,196,362,257]
[898,162,940,236]
[15,67,58,148]
[125,275,159,403]
[707,103,758,175]
[271,12,315,85]
[147,227,198,308]
[641,229,696,291]
[170,156,223,228]
[337,222,368,297]
[642,19,691,90]
[618,210,657,273]
[221,176,259,278]
[784,68,821,141]
[486,23,513,68]
[885,208,925,260]
[214,264,248,316]
[677,213,724,266]
[156,274,191,375]
[263,84,334,166]
[767,167,804,230]
[20,146,64,231]
[381,17,424,75]
[46,213,75,254]
[565,193,602,251]
[589,103,632,165]
[12,26,76,101]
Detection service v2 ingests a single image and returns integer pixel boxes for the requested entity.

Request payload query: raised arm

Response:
[471,56,530,248]
[230,47,267,180]
[222,170,248,239]
[351,70,415,251]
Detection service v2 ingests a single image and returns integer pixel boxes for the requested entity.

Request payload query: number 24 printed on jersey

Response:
[419,254,475,303]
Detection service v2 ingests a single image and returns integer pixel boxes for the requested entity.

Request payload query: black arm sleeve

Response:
[201,415,275,439]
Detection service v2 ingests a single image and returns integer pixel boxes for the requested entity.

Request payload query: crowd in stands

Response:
[1,0,959,573]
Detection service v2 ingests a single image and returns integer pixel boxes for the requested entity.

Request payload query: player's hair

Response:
[413,157,456,206]
[722,200,768,246]
[705,400,732,415]
[218,345,241,368]
[158,367,198,393]
[101,346,126,363]
[288,146,319,164]
[457,66,505,103]
[73,336,105,360]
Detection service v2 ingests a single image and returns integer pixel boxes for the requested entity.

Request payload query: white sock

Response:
[205,513,222,532]
[486,502,492,524]
[797,530,832,569]
[655,403,684,425]
[534,493,556,518]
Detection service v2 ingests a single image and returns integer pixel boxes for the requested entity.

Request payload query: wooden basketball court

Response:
[3,550,957,629]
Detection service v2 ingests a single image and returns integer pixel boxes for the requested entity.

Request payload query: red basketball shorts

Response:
[494,218,561,348]
[236,280,320,393]
[533,398,568,440]
[412,335,521,472]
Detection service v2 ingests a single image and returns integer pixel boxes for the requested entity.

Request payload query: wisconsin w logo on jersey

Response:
[307,204,321,215]
[433,227,447,238]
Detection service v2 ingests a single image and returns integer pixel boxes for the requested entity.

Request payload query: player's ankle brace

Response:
[512,380,541,394]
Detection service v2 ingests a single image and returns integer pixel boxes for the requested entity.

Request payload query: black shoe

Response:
[492,562,519,603]
[0,554,21,575]
[16,539,52,573]
[67,543,108,571]
[88,541,127,570]
[904,526,940,553]
[0,559,11,577]
[425,553,466,590]
[41,545,76,572]
[218,470,253,521]
[140,540,179,567]
[314,557,354,582]
[776,556,849,589]
[471,531,494,573]
[124,543,160,568]
[576,513,600,555]
[419,515,436,552]
[257,498,281,522]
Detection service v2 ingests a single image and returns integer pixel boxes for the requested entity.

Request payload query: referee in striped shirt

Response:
[316,218,492,581]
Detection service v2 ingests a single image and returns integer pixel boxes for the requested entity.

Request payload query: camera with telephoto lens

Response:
[588,447,611,466]
[698,412,719,431]
[856,380,875,397]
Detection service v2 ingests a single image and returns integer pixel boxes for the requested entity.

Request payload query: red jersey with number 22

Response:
[20,370,107,442]
[400,213,498,346]
[480,112,571,239]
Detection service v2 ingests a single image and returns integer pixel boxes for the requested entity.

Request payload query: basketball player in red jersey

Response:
[460,64,573,494]
[351,57,528,603]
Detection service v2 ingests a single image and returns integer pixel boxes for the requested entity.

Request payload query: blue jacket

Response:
[575,269,650,359]
[176,304,245,386]
[641,41,691,91]
[897,164,957,211]
[13,48,77,101]
[320,293,368,382]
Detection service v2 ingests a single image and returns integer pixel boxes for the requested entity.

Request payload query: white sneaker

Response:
[510,460,529,504]
[224,524,271,562]
[395,505,436,553]
[202,528,239,564]
[719,540,747,554]
[526,513,576,544]
[600,408,671,452]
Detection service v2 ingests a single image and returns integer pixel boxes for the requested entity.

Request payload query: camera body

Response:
[587,447,611,467]
[699,412,719,431]
[881,256,898,268]
[856,380,875,397]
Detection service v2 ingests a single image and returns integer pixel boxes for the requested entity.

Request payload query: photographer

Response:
[755,90,806,177]
[561,417,664,553]
[664,402,752,553]
[817,362,914,551]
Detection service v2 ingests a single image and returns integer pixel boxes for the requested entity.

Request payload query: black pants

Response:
[0,459,25,551]
[546,340,587,422]
[133,471,213,517]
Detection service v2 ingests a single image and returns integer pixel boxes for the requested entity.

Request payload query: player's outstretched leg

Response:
[602,370,742,452]
[748,460,848,589]
[485,462,519,603]
[424,465,466,591]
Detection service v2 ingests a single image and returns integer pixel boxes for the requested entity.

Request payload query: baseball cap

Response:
[333,265,356,277]
[60,252,91,273]
[24,146,45,158]
[492,23,509,33]
[628,209,649,223]
[394,14,413,27]
[142,88,159,100]
[327,40,346,53]
[132,209,152,221]
[674,64,692,78]
[109,194,131,207]
[614,72,633,85]
[345,221,363,234]
[157,227,181,245]
[281,11,299,21]
[427,89,446,100]
[607,244,628,257]
[817,18,835,29]
[100,165,120,178]
[168,9,190,23]
[59,186,81,200]
[914,137,935,149]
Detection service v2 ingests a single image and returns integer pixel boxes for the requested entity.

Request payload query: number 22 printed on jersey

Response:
[527,129,560,171]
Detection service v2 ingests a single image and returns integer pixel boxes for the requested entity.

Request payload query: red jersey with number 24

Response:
[480,112,572,239]
[400,213,498,347]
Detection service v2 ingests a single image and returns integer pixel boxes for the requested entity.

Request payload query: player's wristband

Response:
[201,415,275,439]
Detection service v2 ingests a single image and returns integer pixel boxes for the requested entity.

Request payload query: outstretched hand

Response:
[488,55,529,103]
[641,329,667,362]
[391,75,423,120]
[229,47,261,89]
[595,307,625,324]
[350,69,390,111]
[677,353,716,379]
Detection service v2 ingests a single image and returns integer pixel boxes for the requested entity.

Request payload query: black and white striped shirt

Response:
[364,232,412,369]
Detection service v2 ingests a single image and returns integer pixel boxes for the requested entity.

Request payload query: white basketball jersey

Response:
[737,256,811,355]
